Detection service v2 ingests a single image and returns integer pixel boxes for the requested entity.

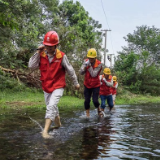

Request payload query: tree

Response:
[0,0,103,95]
[0,0,47,68]
[115,52,138,85]
[115,26,160,95]
[52,0,103,62]
[122,25,160,66]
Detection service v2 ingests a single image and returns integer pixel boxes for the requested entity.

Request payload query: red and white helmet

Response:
[43,31,59,46]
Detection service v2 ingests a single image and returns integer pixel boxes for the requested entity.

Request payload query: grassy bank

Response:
[0,89,84,109]
[0,89,160,109]
[117,87,160,104]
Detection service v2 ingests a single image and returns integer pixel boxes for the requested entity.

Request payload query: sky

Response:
[60,0,160,66]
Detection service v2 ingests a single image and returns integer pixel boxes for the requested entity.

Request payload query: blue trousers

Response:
[100,95,114,110]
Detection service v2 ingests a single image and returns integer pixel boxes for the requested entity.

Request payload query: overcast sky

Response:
[60,0,160,65]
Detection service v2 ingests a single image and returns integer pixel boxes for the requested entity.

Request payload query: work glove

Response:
[103,78,107,82]
[84,60,91,66]
[103,78,110,86]
[103,78,109,86]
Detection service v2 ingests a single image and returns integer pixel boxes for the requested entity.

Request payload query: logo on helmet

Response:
[47,37,50,41]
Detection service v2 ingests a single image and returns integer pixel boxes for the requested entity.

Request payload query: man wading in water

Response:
[28,31,80,138]
[79,48,103,117]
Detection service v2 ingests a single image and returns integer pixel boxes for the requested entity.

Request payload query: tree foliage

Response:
[0,0,46,68]
[53,0,102,62]
[115,26,160,95]
[122,25,160,65]
[0,0,102,67]
[0,0,103,94]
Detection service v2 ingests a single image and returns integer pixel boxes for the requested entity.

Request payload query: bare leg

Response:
[86,109,90,117]
[43,89,64,137]
[112,101,115,110]
[42,118,52,138]
[54,116,61,128]
[50,116,61,129]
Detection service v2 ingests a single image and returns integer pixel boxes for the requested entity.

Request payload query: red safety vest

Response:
[111,82,117,95]
[99,75,112,95]
[84,59,102,88]
[39,49,66,93]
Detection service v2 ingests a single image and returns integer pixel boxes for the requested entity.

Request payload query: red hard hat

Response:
[43,31,59,46]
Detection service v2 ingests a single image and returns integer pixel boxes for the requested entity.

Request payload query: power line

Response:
[101,29,111,66]
[109,32,115,54]
[101,0,115,51]
[100,0,110,29]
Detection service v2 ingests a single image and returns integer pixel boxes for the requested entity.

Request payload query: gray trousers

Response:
[44,88,64,121]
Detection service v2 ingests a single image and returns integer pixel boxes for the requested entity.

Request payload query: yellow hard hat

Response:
[87,48,97,58]
[113,76,117,81]
[103,68,111,75]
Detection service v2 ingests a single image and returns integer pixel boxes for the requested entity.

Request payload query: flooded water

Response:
[0,104,160,160]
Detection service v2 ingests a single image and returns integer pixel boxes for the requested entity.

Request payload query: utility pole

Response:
[107,53,114,68]
[101,29,111,66]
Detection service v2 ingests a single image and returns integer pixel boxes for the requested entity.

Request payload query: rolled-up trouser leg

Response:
[44,88,64,121]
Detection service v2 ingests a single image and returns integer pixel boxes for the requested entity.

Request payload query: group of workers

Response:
[79,48,118,117]
[28,31,118,138]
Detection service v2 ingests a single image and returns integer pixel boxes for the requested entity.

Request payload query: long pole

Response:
[101,29,111,66]
[108,53,114,67]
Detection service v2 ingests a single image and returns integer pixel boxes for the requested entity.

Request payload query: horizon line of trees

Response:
[1,0,160,96]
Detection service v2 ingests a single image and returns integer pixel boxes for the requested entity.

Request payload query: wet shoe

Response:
[101,111,106,117]
[97,108,104,118]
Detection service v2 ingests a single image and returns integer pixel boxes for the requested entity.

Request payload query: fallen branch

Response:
[0,66,41,88]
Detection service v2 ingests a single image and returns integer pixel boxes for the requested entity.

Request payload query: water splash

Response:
[101,111,106,117]
[28,116,43,131]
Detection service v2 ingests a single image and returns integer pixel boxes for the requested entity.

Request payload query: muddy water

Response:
[0,104,160,160]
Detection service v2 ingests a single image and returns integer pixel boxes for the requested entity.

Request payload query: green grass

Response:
[59,96,84,108]
[116,91,160,105]
[0,89,43,103]
[0,89,160,109]
[0,89,84,109]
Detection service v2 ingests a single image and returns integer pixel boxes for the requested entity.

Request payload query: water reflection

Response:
[80,127,99,159]
[0,104,160,159]
[80,117,115,159]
